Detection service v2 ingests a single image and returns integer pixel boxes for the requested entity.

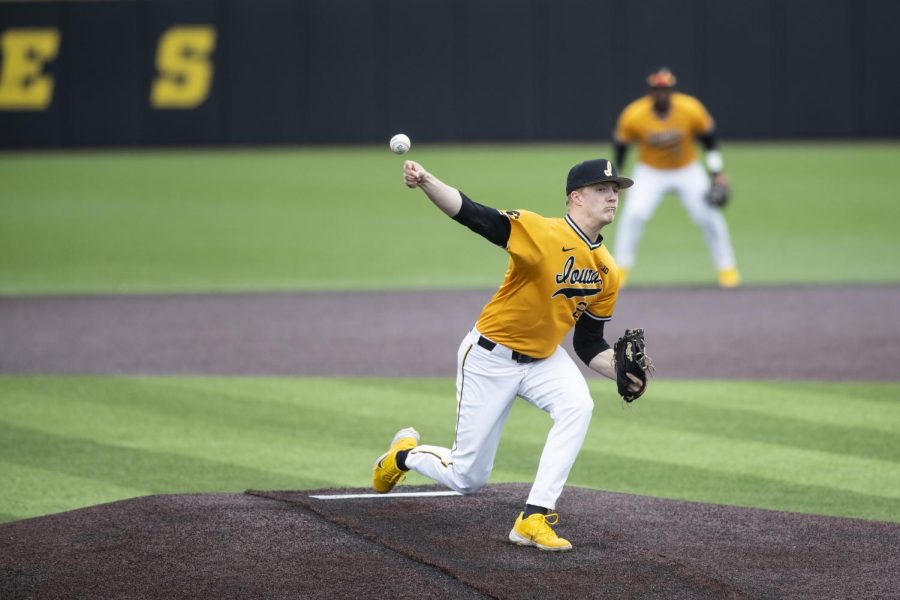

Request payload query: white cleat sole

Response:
[373,427,421,469]
[391,427,420,446]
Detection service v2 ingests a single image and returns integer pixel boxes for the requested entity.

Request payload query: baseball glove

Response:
[704,179,730,208]
[613,328,654,402]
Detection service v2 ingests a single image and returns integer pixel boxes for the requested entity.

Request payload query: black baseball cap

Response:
[566,159,633,195]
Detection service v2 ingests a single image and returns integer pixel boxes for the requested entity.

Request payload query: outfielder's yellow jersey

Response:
[475,210,620,358]
[614,92,714,170]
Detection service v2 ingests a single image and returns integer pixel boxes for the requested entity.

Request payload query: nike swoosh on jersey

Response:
[562,246,576,252]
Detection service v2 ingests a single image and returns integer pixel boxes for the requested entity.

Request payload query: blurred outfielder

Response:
[373,158,653,551]
[613,67,740,288]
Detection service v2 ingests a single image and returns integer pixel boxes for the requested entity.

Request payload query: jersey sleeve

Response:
[688,96,715,135]
[503,210,547,265]
[613,102,640,143]
[453,192,512,247]
[572,313,610,365]
[585,282,619,321]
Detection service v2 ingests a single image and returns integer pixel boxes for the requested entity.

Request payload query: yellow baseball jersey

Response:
[475,210,620,358]
[614,92,714,170]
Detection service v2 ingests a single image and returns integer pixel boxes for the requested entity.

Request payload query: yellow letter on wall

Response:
[150,25,217,109]
[0,28,60,110]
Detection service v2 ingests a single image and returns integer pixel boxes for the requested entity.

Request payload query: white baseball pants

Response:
[613,161,736,270]
[404,328,594,510]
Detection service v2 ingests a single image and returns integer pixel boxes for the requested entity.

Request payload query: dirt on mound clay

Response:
[2,484,898,599]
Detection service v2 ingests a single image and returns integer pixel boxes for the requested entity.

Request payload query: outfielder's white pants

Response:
[613,161,736,270]
[404,328,594,510]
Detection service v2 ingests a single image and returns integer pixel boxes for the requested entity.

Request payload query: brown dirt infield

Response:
[2,284,899,379]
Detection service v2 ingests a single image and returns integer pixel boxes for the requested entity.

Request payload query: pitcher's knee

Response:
[452,471,489,495]
[574,398,594,421]
[557,395,594,423]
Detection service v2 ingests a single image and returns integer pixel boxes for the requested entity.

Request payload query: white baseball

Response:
[389,133,411,154]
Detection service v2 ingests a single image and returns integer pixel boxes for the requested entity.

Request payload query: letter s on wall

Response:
[150,25,217,109]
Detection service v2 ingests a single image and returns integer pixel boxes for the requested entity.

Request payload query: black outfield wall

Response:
[1,0,898,148]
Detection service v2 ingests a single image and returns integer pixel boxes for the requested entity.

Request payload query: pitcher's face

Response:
[579,182,620,226]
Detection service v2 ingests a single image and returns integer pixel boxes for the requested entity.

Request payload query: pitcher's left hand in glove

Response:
[614,328,654,402]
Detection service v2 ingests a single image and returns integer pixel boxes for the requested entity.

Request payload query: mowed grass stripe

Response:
[1,376,898,524]
[660,380,900,431]
[566,451,899,523]
[615,382,900,463]
[596,422,900,499]
[0,461,149,521]
[655,404,897,463]
[0,377,404,485]
[2,143,899,294]
[0,422,333,492]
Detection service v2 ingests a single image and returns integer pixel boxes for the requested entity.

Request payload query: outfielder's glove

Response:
[704,179,730,208]
[613,328,654,402]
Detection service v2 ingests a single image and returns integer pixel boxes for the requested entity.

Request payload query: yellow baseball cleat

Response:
[508,512,573,551]
[372,427,420,493]
[717,267,741,288]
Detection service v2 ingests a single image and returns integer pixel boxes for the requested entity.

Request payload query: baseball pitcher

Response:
[372,158,653,551]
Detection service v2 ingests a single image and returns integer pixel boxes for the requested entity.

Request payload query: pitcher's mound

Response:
[3,484,898,599]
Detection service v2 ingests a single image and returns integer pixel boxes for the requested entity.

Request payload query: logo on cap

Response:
[565,158,634,195]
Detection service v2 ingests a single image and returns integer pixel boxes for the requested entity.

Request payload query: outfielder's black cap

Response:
[566,159,633,195]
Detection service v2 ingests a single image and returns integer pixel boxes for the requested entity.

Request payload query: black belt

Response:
[477,335,539,364]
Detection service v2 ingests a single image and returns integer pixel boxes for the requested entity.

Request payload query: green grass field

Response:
[2,142,899,525]
[1,376,898,524]
[2,142,899,294]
